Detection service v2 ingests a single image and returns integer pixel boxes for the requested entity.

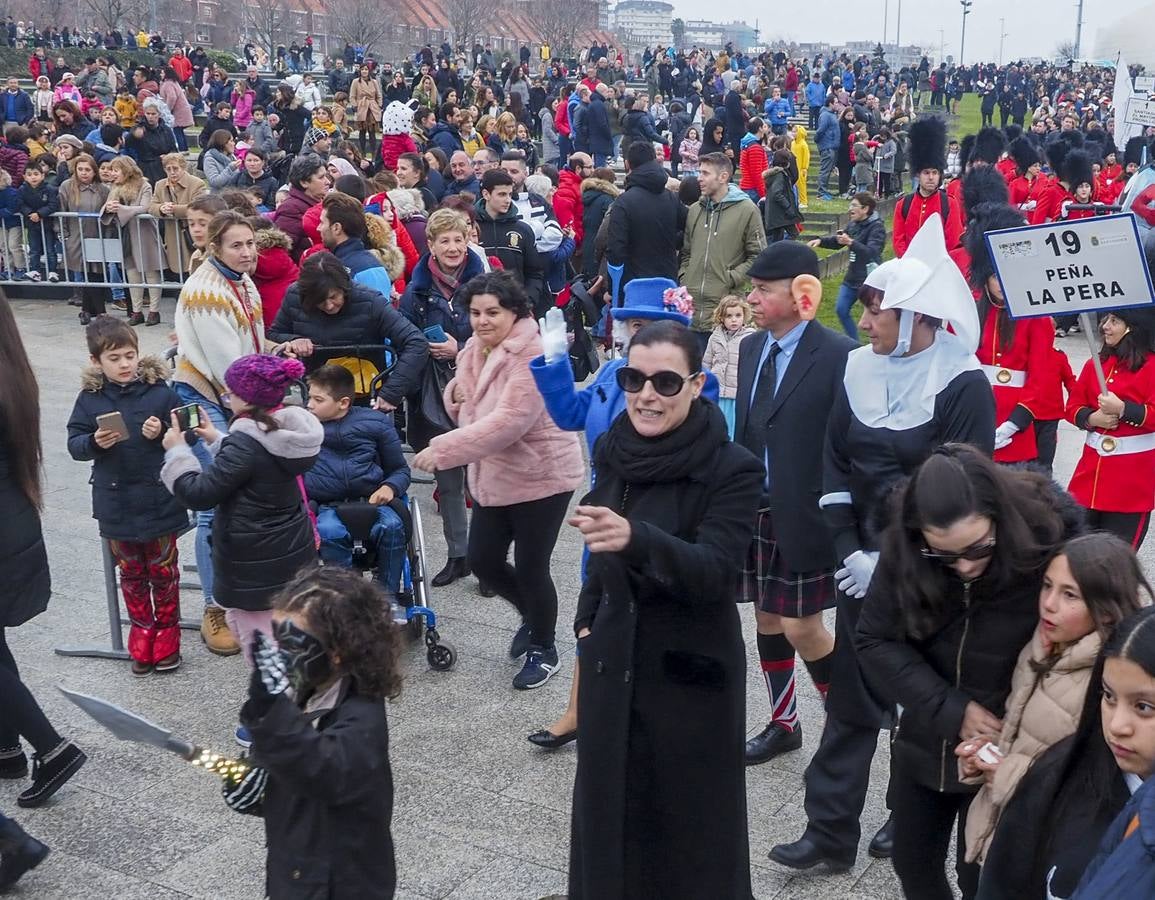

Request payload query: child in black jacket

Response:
[19,163,58,281]
[221,566,399,899]
[66,317,189,674]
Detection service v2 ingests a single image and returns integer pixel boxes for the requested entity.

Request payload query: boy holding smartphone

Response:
[66,317,191,675]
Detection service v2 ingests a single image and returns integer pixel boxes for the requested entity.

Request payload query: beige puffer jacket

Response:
[962,628,1101,864]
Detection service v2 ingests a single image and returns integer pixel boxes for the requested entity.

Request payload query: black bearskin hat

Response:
[909,116,947,173]
[1062,150,1094,189]
[972,127,1007,165]
[1125,136,1149,168]
[1083,130,1107,164]
[958,134,975,171]
[962,165,1010,218]
[1060,129,1085,150]
[1109,304,1155,355]
[1046,139,1070,174]
[1010,137,1039,174]
[966,203,1027,292]
[1005,123,1023,143]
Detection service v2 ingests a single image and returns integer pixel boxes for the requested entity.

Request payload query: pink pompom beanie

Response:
[224,354,305,408]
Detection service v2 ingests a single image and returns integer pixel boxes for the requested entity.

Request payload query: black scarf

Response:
[595,398,726,485]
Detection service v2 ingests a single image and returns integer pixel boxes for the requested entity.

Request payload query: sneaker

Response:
[16,740,86,808]
[47,272,60,283]
[131,659,152,677]
[201,606,241,656]
[154,652,181,672]
[110,299,127,311]
[513,646,560,690]
[508,621,532,660]
[234,725,252,749]
[25,270,41,282]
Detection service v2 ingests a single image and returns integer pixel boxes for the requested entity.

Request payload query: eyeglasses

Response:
[616,367,700,397]
[920,539,997,565]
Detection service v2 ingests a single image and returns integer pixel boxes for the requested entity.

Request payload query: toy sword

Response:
[59,687,250,780]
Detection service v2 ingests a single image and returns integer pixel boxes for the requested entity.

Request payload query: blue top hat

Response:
[618,277,689,326]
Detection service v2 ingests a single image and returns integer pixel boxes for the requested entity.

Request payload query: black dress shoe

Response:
[432,557,469,587]
[868,815,895,859]
[478,579,497,598]
[745,722,802,765]
[769,836,854,873]
[527,728,577,749]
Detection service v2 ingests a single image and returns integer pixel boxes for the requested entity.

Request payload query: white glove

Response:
[222,765,268,815]
[253,631,290,697]
[994,421,1020,450]
[539,306,568,364]
[835,550,879,599]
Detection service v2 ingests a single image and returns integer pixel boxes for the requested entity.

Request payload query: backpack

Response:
[901,188,950,221]
[560,277,603,382]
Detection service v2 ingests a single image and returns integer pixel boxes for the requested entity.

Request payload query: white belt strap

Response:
[981,364,1027,388]
[1086,431,1155,456]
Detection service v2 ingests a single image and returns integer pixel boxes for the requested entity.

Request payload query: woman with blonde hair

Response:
[103,156,165,326]
[349,64,383,157]
[149,152,207,276]
[487,111,518,155]
[411,74,439,110]
[57,152,110,324]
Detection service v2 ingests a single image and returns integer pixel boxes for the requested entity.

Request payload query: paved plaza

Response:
[4,295,1135,899]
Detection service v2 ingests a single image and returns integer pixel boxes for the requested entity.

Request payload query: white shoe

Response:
[46,271,60,283]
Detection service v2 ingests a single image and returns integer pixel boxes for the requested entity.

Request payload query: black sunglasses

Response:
[616,367,699,397]
[920,539,997,565]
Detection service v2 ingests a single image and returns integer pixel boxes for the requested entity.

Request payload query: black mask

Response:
[273,618,332,694]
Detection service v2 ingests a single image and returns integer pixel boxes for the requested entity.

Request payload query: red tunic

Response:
[977,312,1056,462]
[995,157,1017,183]
[1066,354,1155,513]
[1030,179,1071,224]
[892,189,964,256]
[1008,174,1046,213]
[1034,344,1074,421]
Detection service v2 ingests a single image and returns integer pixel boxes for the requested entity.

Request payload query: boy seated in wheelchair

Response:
[304,364,411,600]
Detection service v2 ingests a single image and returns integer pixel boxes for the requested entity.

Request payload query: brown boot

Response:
[145,311,160,326]
[200,606,240,656]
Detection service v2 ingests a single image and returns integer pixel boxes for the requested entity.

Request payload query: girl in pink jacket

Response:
[414,271,584,691]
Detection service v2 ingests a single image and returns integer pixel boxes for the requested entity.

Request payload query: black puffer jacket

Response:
[815,212,887,288]
[66,356,189,542]
[0,422,49,627]
[855,479,1083,793]
[605,160,685,287]
[162,406,323,612]
[580,177,617,278]
[268,284,428,408]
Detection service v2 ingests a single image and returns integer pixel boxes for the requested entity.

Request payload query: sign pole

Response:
[1079,311,1110,395]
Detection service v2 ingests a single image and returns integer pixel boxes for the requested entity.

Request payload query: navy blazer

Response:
[734,320,856,572]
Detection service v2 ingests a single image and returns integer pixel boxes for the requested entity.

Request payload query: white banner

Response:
[985,214,1155,320]
[1127,98,1155,127]
[1115,54,1142,149]
[1136,75,1155,94]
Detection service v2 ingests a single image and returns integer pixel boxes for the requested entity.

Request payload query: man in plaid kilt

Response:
[733,242,856,765]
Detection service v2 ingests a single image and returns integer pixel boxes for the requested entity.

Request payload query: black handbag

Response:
[420,358,456,433]
[563,278,603,382]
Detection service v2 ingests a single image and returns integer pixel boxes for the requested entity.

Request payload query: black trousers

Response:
[467,491,572,649]
[802,711,883,857]
[1034,419,1059,476]
[0,628,62,755]
[890,770,980,900]
[1086,509,1151,550]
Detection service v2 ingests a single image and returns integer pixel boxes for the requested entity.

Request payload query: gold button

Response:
[1102,437,1117,453]
[996,369,1012,384]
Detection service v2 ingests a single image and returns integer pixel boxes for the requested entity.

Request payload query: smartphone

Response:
[423,324,448,343]
[172,403,201,432]
[95,411,129,441]
[977,742,1005,765]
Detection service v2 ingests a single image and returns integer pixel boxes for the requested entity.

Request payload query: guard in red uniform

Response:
[1032,139,1086,224]
[949,166,1011,288]
[1066,306,1155,549]
[946,127,1007,216]
[966,203,1058,465]
[1007,138,1045,212]
[892,116,964,256]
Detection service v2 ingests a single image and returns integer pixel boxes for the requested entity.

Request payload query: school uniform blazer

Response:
[734,320,857,573]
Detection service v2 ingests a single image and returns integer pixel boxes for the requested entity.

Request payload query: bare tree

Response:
[444,0,486,51]
[327,0,397,57]
[1054,40,1077,62]
[523,0,589,58]
[80,0,150,36]
[246,0,293,59]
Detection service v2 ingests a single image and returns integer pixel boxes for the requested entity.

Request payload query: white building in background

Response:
[1093,5,1155,70]
[612,0,674,49]
[683,19,725,48]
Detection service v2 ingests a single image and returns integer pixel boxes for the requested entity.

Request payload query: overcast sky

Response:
[667,0,1147,63]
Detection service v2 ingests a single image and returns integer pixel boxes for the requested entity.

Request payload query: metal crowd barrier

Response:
[1,210,192,289]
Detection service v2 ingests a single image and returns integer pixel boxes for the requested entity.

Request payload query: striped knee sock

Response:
[803,651,834,699]
[757,631,798,732]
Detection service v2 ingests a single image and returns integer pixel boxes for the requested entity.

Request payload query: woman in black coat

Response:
[567,321,762,900]
[268,264,428,412]
[0,295,87,809]
[270,85,309,156]
[760,149,803,243]
[837,108,856,196]
[700,116,728,158]
[855,444,1081,900]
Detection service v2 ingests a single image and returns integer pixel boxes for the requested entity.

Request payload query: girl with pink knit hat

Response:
[161,353,323,747]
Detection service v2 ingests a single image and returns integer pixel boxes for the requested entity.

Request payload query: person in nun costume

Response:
[770,213,995,872]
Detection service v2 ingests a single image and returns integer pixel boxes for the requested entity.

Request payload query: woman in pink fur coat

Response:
[414,270,584,690]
